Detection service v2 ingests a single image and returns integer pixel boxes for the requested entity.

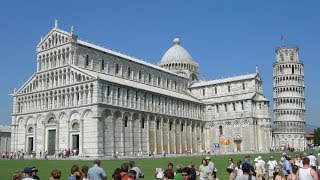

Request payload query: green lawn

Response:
[0,152,293,179]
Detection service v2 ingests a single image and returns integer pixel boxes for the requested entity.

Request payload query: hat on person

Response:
[31,167,38,172]
[254,158,259,163]
[205,156,211,160]
[23,167,32,174]
[257,156,262,160]
[270,156,274,159]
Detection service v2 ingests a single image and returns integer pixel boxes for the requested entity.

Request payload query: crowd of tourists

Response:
[10,152,320,180]
[225,152,320,180]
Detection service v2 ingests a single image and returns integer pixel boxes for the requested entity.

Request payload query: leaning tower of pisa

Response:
[273,46,306,151]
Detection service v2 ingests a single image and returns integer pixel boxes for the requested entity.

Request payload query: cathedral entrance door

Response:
[233,134,242,152]
[47,130,56,155]
[27,137,33,153]
[72,134,80,150]
[235,140,241,152]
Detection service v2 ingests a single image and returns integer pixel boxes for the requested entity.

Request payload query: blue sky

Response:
[0,1,319,127]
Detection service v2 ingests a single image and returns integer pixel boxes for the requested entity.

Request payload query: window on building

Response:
[128,67,131,78]
[124,117,128,127]
[228,84,231,92]
[203,89,205,96]
[181,123,184,131]
[292,67,295,74]
[149,74,152,84]
[85,55,89,66]
[107,86,111,97]
[142,118,145,129]
[169,122,172,131]
[115,63,119,74]
[127,89,130,100]
[158,77,161,86]
[175,81,177,90]
[219,125,223,135]
[215,87,217,94]
[225,104,228,112]
[242,82,245,90]
[72,122,79,130]
[167,79,169,88]
[156,120,160,130]
[138,70,142,80]
[101,60,105,70]
[233,103,236,111]
[117,87,121,98]
[201,126,204,133]
[216,105,219,113]
[136,91,138,101]
[28,127,34,133]
[241,101,244,110]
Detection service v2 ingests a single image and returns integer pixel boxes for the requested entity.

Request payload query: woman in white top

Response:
[254,158,263,180]
[228,158,236,180]
[234,160,243,177]
[199,159,209,180]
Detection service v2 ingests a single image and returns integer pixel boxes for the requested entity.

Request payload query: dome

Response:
[160,38,194,64]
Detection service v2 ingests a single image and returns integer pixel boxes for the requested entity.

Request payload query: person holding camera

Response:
[227,158,236,180]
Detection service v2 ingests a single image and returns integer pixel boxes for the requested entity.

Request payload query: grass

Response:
[0,152,297,179]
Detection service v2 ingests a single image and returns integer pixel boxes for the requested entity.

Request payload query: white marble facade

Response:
[11,21,272,157]
[273,46,306,151]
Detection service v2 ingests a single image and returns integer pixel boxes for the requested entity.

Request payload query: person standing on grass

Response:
[120,163,129,180]
[164,169,175,180]
[12,170,22,180]
[205,156,214,180]
[69,164,80,180]
[50,169,61,180]
[199,159,208,180]
[175,164,184,180]
[298,157,319,180]
[287,165,299,180]
[283,155,293,179]
[235,163,257,180]
[181,167,192,180]
[88,159,107,180]
[81,166,90,180]
[267,156,277,180]
[22,167,35,180]
[129,161,144,180]
[187,162,196,180]
[31,167,40,180]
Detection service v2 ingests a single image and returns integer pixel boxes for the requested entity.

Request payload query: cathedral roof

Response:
[160,38,196,64]
[78,40,188,79]
[74,66,202,103]
[202,92,268,104]
[190,73,259,88]
[0,125,11,133]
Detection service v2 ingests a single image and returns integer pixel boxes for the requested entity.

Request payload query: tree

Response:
[314,128,320,146]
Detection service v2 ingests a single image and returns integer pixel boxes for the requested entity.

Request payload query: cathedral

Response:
[11,21,272,157]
